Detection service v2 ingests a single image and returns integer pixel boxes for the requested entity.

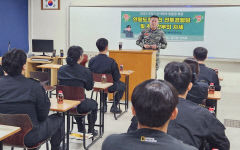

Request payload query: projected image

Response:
[123,25,134,38]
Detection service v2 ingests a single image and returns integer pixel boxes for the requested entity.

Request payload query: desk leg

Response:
[66,111,70,150]
[126,75,129,110]
[62,112,66,150]
[0,141,3,150]
[99,91,102,136]
[100,90,104,135]
[215,100,218,116]
[84,90,104,149]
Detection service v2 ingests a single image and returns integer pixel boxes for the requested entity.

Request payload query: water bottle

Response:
[57,90,64,104]
[209,83,215,94]
[101,74,107,83]
[208,107,215,114]
[120,65,124,71]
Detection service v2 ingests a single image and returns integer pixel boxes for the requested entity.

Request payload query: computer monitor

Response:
[32,39,54,56]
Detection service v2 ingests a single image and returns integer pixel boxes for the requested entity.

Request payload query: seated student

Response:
[102,79,197,150]
[164,62,230,150]
[89,38,125,113]
[184,58,209,105]
[193,47,221,91]
[0,49,64,150]
[0,65,4,76]
[58,46,98,136]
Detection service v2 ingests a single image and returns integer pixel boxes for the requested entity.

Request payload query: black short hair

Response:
[184,58,199,83]
[193,47,208,61]
[2,49,27,76]
[66,46,83,66]
[150,15,159,19]
[131,79,178,128]
[164,62,192,95]
[126,25,131,28]
[96,38,108,52]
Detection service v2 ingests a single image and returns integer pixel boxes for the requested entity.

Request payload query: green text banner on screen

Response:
[121,11,205,41]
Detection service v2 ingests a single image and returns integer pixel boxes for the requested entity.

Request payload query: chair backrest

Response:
[0,114,33,147]
[56,85,85,101]
[92,73,113,83]
[30,71,49,83]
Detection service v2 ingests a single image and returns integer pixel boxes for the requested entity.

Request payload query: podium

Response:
[109,50,156,100]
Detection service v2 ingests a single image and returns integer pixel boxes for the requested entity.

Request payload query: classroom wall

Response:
[30,0,240,55]
[0,0,29,56]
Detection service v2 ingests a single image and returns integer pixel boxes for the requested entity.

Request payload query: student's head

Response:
[2,49,27,76]
[96,38,108,52]
[66,46,83,66]
[131,79,178,128]
[150,15,159,30]
[164,62,192,95]
[183,57,199,83]
[193,47,208,61]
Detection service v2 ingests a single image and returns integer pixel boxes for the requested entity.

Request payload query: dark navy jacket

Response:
[103,128,197,150]
[58,63,93,90]
[198,64,221,91]
[89,54,121,92]
[0,65,4,76]
[187,81,209,104]
[168,98,229,149]
[0,75,50,127]
[128,98,230,150]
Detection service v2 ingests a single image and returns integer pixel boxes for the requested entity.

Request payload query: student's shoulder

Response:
[105,133,128,140]
[204,65,216,74]
[108,57,117,63]
[183,99,210,115]
[27,77,43,88]
[103,133,129,147]
[193,81,209,92]
[167,135,198,150]
[89,55,98,63]
[189,99,215,117]
[58,64,71,72]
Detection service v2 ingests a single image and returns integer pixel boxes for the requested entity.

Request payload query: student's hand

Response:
[144,44,151,49]
[151,44,157,49]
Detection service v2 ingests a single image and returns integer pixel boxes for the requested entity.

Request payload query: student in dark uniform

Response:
[0,65,4,76]
[193,47,221,91]
[102,79,197,150]
[184,58,209,105]
[89,38,125,113]
[0,49,64,150]
[193,47,221,108]
[58,46,98,136]
[128,62,230,150]
[164,62,230,150]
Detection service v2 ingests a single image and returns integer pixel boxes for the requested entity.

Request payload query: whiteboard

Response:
[69,7,240,59]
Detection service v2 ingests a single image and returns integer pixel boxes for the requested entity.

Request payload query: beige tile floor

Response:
[4,57,240,150]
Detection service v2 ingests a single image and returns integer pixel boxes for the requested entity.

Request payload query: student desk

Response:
[208,91,221,100]
[93,82,113,134]
[208,91,221,115]
[36,64,63,86]
[120,70,134,109]
[50,99,80,150]
[0,125,21,150]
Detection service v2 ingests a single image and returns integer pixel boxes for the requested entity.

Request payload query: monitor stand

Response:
[40,52,48,56]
